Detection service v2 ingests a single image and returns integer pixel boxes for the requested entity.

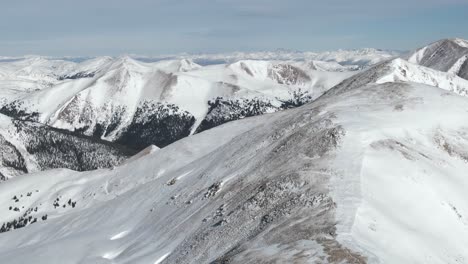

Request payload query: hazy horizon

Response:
[1,46,408,59]
[1,0,468,56]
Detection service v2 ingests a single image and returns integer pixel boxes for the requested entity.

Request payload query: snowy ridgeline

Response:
[0,38,466,181]
[0,81,467,263]
[408,38,468,80]
[2,57,468,154]
[195,91,314,133]
[0,49,382,153]
[0,90,319,151]
[0,39,468,263]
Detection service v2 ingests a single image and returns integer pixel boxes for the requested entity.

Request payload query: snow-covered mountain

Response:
[0,47,404,152]
[0,40,466,157]
[1,38,468,263]
[137,48,402,67]
[0,56,356,150]
[0,56,113,100]
[0,80,467,263]
[326,58,468,97]
[0,114,137,180]
[407,38,468,80]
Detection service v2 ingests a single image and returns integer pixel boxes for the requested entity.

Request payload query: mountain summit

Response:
[408,38,468,80]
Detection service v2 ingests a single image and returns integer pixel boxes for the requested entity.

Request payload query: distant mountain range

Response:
[0,47,402,66]
[0,38,467,264]
[1,39,468,180]
[0,53,365,152]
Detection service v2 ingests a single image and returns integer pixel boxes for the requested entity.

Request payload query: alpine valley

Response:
[0,39,468,264]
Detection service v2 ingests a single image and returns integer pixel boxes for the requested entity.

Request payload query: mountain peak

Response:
[426,38,468,49]
[111,55,145,71]
[451,38,468,48]
[407,38,468,80]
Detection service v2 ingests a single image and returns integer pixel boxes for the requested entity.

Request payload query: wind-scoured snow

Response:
[1,40,468,263]
[327,58,468,97]
[453,38,468,48]
[0,81,467,263]
[377,59,468,96]
[406,38,468,80]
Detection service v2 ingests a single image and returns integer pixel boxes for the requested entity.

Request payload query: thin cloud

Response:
[0,0,467,55]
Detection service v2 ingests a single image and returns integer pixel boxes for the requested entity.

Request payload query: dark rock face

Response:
[458,59,468,80]
[418,40,468,71]
[57,71,95,80]
[114,101,196,150]
[240,62,254,76]
[416,39,468,79]
[268,64,311,85]
[195,97,279,133]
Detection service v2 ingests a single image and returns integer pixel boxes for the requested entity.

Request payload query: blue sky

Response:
[1,0,468,56]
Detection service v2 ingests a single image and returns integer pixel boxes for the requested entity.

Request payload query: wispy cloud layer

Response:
[0,0,467,55]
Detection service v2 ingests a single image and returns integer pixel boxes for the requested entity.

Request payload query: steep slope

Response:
[0,57,355,150]
[0,81,467,263]
[0,114,137,180]
[408,38,468,80]
[326,58,468,97]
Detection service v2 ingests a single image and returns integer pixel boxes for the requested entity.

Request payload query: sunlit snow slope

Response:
[0,56,357,150]
[0,80,467,263]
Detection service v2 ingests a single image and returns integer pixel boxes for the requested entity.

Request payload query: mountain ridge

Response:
[0,38,468,263]
[0,81,467,263]
[407,38,468,80]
